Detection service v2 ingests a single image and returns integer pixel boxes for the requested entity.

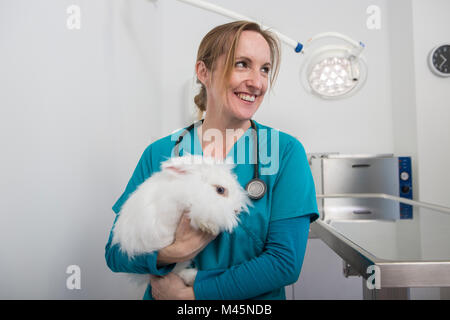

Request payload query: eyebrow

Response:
[235,56,271,67]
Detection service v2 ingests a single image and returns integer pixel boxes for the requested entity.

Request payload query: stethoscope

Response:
[173,119,267,200]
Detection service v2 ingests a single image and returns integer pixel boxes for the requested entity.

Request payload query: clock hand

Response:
[439,54,447,69]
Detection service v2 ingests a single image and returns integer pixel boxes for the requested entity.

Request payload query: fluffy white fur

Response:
[112,154,252,286]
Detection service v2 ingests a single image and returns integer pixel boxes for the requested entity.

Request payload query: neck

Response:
[198,113,252,159]
[202,112,251,132]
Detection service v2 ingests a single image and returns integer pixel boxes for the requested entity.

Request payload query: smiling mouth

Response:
[234,92,256,103]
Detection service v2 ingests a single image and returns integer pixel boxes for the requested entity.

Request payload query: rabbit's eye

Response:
[214,185,228,197]
[216,186,225,194]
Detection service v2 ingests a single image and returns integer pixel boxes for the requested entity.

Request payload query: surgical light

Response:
[299,34,367,99]
[176,0,367,100]
[310,56,356,96]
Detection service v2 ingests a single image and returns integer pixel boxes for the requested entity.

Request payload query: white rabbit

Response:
[111,154,252,287]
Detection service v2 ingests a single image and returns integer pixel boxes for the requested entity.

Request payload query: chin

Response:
[230,111,255,122]
[231,104,261,120]
[237,106,261,120]
[225,93,263,121]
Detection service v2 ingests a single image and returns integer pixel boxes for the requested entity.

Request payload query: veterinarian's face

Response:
[209,31,271,121]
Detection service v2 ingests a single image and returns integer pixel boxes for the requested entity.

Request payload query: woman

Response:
[105,21,319,300]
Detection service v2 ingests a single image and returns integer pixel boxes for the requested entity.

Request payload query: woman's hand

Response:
[150,273,195,300]
[157,211,216,265]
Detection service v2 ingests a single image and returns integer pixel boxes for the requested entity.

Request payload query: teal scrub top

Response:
[110,120,319,299]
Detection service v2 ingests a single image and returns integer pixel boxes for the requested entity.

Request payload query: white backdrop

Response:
[0,0,449,299]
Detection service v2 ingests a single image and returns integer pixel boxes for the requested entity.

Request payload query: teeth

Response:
[237,93,256,102]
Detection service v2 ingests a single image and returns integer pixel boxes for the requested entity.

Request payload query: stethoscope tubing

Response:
[173,119,266,200]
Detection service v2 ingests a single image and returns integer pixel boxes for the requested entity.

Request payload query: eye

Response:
[261,66,270,74]
[216,186,225,194]
[235,61,247,68]
[215,185,228,197]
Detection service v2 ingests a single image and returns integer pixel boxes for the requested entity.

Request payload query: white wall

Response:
[0,0,162,299]
[410,0,450,300]
[0,0,448,299]
[411,0,450,209]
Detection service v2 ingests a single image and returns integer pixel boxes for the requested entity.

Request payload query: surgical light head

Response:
[176,0,367,100]
[301,39,367,99]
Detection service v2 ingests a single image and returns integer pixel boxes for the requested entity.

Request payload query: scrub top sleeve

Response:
[106,145,175,276]
[193,215,311,300]
[105,243,175,276]
[105,213,176,276]
[112,145,154,214]
[270,138,319,223]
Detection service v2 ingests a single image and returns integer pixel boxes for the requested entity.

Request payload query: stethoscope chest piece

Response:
[175,118,267,201]
[246,178,267,200]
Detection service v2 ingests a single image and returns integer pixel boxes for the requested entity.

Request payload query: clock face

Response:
[430,44,450,76]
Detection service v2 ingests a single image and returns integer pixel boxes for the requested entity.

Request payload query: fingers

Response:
[175,212,192,234]
[150,273,187,300]
[150,275,167,300]
[200,231,216,243]
[178,213,215,238]
[172,212,218,261]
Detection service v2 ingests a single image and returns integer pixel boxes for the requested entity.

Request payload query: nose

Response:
[245,69,265,94]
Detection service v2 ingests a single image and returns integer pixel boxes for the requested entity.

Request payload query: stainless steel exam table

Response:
[310,193,450,300]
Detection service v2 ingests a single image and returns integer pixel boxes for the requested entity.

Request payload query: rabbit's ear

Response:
[165,166,188,175]
[161,156,192,175]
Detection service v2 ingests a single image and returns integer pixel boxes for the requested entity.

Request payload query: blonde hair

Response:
[194,21,281,120]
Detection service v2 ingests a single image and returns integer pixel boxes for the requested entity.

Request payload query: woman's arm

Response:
[104,214,176,276]
[105,212,215,275]
[106,146,170,275]
[193,215,312,300]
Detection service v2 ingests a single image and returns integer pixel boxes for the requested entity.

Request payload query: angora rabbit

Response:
[112,154,252,286]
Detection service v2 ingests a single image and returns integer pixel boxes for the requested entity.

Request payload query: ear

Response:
[165,166,188,175]
[161,157,191,175]
[196,60,209,87]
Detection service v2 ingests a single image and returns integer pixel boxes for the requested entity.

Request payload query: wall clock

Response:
[428,44,450,77]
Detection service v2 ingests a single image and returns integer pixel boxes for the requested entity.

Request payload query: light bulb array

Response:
[308,56,358,97]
